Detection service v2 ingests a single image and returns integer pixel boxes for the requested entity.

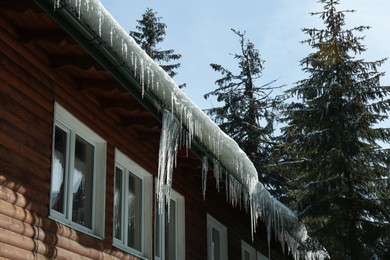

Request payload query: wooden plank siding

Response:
[0,1,291,259]
[0,12,145,259]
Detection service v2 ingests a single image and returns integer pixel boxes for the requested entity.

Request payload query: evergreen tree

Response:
[204,29,286,200]
[280,0,390,258]
[130,8,185,87]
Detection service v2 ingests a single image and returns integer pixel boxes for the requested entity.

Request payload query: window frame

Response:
[241,240,256,260]
[155,189,185,260]
[241,240,268,260]
[257,251,268,260]
[50,102,106,238]
[207,214,228,260]
[113,149,152,258]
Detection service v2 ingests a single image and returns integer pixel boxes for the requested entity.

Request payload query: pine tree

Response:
[280,0,390,258]
[130,8,185,87]
[204,29,286,200]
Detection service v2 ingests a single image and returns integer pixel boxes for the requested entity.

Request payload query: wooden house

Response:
[0,0,322,259]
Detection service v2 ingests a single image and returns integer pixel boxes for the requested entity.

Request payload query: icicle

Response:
[213,158,221,192]
[146,66,151,91]
[157,110,181,221]
[228,174,242,208]
[98,10,103,37]
[54,0,60,10]
[150,68,154,91]
[85,0,90,11]
[121,39,128,58]
[202,156,208,200]
[186,110,193,147]
[140,58,145,94]
[134,54,138,76]
[77,0,81,19]
[267,204,272,259]
[110,27,114,46]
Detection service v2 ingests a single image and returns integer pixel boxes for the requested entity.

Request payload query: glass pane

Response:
[114,167,123,240]
[127,172,142,251]
[51,126,67,214]
[72,135,94,228]
[212,228,221,260]
[244,250,251,260]
[165,200,176,260]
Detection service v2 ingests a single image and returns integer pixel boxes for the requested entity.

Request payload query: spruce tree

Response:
[130,8,185,87]
[280,0,390,258]
[204,29,286,200]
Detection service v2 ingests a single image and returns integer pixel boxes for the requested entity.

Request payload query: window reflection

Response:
[114,167,123,240]
[114,165,143,253]
[127,173,142,251]
[72,135,94,228]
[51,127,67,214]
[212,228,221,260]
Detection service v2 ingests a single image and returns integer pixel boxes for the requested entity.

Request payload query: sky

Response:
[100,0,390,111]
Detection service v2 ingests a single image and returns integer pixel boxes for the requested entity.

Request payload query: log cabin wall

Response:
[0,1,290,259]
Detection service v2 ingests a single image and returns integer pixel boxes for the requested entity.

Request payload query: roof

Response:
[32,0,327,258]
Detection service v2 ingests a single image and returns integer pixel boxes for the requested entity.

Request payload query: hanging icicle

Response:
[202,156,208,200]
[213,158,222,192]
[157,110,180,218]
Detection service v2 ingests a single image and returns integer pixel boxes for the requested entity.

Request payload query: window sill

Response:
[48,214,104,241]
[112,242,150,260]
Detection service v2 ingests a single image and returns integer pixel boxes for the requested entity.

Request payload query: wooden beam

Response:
[18,28,72,44]
[76,79,122,92]
[0,1,41,13]
[100,98,142,112]
[120,113,159,128]
[50,55,104,70]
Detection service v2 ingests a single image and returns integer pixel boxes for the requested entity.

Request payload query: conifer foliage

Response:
[130,8,184,87]
[204,29,286,200]
[280,0,390,258]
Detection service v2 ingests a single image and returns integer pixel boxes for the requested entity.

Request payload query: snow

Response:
[202,156,208,200]
[51,0,328,258]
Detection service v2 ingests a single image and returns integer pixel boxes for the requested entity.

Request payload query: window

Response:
[207,214,228,260]
[50,103,106,237]
[241,240,256,260]
[257,252,268,260]
[241,240,268,260]
[113,149,152,258]
[155,189,185,260]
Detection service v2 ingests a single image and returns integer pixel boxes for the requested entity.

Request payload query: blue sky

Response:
[100,0,390,111]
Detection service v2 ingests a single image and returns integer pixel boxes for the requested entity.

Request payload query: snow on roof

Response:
[49,0,327,258]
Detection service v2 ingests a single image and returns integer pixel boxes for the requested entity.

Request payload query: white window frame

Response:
[113,149,152,258]
[241,240,268,260]
[50,102,106,238]
[207,214,228,260]
[155,189,185,260]
[257,251,268,260]
[241,240,256,260]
